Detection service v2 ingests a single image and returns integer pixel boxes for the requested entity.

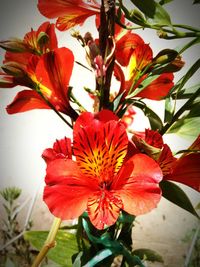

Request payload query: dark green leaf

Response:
[169,58,200,96]
[160,180,199,218]
[193,0,200,4]
[82,248,114,267]
[133,248,164,263]
[130,0,172,26]
[24,230,78,266]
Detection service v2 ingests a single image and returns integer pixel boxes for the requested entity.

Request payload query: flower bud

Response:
[153,49,178,65]
[0,38,28,52]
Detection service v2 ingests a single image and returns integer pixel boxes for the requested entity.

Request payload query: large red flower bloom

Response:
[38,0,100,31]
[43,111,162,229]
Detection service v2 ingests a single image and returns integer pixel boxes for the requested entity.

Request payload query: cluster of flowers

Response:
[0,0,199,234]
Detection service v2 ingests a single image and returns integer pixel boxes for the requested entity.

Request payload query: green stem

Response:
[160,87,200,135]
[31,217,62,267]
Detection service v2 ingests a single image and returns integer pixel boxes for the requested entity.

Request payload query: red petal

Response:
[136,73,174,100]
[115,32,144,66]
[37,22,58,50]
[112,154,162,215]
[73,110,119,137]
[44,159,98,219]
[157,144,176,176]
[145,129,164,148]
[38,0,99,30]
[35,47,74,112]
[87,190,123,230]
[6,90,49,114]
[42,137,72,164]
[73,120,128,183]
[165,153,200,192]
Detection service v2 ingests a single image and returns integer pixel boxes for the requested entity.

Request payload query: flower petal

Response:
[35,47,74,113]
[73,119,128,183]
[164,153,200,192]
[113,154,162,215]
[42,137,72,164]
[6,90,49,114]
[44,159,98,219]
[87,190,123,230]
[38,0,100,31]
[136,73,174,100]
[115,32,144,66]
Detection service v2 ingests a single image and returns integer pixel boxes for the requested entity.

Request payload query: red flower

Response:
[114,33,174,101]
[164,135,200,192]
[6,47,77,118]
[0,22,58,89]
[43,111,162,229]
[37,0,100,31]
[133,130,200,192]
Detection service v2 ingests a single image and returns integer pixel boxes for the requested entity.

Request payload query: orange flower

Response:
[43,111,162,229]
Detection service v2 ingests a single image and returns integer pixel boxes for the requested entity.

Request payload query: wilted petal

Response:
[113,154,162,215]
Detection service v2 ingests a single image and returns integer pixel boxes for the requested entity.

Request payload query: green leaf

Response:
[82,248,114,267]
[133,248,164,263]
[24,230,78,266]
[168,117,200,139]
[134,101,163,131]
[193,0,200,4]
[174,84,200,99]
[130,0,172,26]
[160,180,199,218]
[170,58,200,95]
[164,96,174,123]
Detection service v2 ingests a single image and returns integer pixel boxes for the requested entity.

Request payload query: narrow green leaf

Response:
[164,96,174,123]
[133,101,163,131]
[160,180,199,218]
[24,230,78,266]
[169,58,200,95]
[72,251,83,267]
[133,248,164,263]
[130,0,172,26]
[174,84,200,99]
[82,248,113,267]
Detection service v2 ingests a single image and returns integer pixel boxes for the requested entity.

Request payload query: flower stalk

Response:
[31,217,62,267]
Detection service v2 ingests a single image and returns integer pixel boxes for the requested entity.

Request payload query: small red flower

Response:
[43,111,162,229]
[133,130,200,192]
[6,47,77,119]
